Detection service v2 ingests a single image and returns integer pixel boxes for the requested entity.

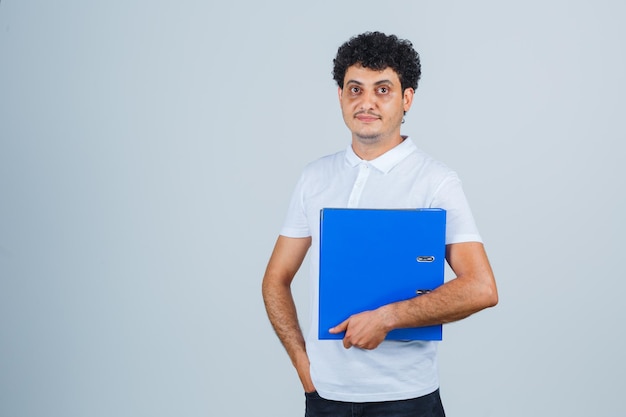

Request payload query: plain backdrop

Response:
[1,1,625,416]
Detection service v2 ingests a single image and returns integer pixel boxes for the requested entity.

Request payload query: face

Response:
[339,64,414,148]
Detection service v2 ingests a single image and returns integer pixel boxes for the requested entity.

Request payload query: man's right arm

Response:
[261,235,314,392]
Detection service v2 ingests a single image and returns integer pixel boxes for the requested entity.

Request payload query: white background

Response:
[1,1,624,416]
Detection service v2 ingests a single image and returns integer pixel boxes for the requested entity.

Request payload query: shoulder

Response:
[305,148,346,169]
[301,149,347,177]
[288,148,348,199]
[408,145,459,183]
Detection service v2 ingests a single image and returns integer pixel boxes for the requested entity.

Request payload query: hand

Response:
[329,308,393,350]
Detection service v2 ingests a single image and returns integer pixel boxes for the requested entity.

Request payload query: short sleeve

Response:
[431,172,483,245]
[279,172,312,238]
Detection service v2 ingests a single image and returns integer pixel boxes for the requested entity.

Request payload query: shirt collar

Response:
[345,136,416,174]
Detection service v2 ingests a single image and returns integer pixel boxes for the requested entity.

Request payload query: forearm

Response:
[262,278,314,391]
[328,243,497,350]
[261,236,311,358]
[262,278,307,361]
[382,273,498,331]
[379,242,498,332]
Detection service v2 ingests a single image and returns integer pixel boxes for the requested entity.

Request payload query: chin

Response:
[354,133,382,142]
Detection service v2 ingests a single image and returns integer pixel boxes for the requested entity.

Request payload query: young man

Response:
[262,32,498,417]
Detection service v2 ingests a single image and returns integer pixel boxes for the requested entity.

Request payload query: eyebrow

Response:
[345,79,395,86]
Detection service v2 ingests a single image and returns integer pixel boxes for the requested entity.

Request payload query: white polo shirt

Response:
[280,137,482,402]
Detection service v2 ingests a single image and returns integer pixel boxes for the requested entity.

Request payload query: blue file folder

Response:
[318,208,446,341]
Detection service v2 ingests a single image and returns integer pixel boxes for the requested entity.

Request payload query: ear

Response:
[403,88,415,112]
[338,86,343,103]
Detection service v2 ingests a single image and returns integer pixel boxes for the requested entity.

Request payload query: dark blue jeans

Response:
[305,389,446,417]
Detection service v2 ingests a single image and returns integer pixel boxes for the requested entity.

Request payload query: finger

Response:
[343,336,352,349]
[329,318,349,334]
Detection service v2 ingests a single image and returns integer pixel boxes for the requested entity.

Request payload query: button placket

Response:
[347,162,370,208]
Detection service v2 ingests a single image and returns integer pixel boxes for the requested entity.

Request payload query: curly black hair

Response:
[332,32,421,92]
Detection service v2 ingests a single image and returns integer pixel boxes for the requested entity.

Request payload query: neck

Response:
[351,134,404,161]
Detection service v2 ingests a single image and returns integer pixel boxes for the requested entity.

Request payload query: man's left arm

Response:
[330,241,498,349]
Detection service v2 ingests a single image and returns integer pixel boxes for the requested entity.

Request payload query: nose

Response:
[359,89,377,110]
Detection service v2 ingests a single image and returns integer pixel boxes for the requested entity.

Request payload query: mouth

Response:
[354,112,381,123]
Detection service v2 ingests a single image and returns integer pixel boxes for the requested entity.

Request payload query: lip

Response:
[355,114,380,122]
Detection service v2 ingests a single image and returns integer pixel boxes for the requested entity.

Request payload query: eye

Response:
[350,86,361,94]
[377,86,389,94]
